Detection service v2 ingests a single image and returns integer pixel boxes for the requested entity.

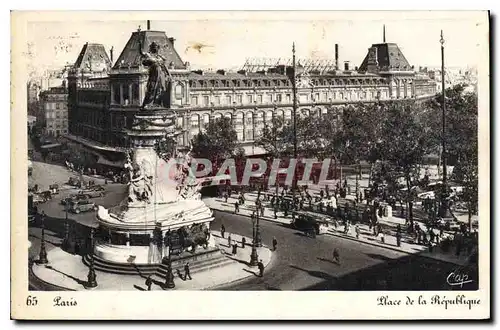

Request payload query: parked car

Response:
[33,193,49,205]
[68,176,83,188]
[69,200,96,214]
[49,184,60,194]
[78,189,105,198]
[61,194,89,205]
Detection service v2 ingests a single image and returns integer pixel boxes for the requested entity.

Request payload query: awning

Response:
[242,146,267,156]
[40,143,62,149]
[97,156,125,168]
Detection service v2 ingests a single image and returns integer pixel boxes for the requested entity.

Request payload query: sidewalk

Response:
[30,232,272,291]
[204,194,474,266]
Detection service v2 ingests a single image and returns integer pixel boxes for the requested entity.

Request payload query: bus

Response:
[291,210,333,235]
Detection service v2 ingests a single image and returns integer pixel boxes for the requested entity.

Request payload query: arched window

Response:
[246,112,254,141]
[175,83,184,98]
[190,114,200,129]
[265,111,273,124]
[214,112,222,120]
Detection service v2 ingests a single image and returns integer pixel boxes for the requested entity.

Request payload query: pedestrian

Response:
[333,248,340,264]
[355,223,360,239]
[257,259,264,277]
[224,192,228,203]
[260,204,265,217]
[221,224,226,238]
[241,236,246,248]
[232,242,238,255]
[272,236,278,251]
[228,233,232,247]
[184,262,192,280]
[234,201,239,214]
[145,275,153,291]
[320,189,324,199]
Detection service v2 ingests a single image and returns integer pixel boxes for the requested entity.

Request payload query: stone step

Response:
[83,247,233,277]
[151,257,235,283]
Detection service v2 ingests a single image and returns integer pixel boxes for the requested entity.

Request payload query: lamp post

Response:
[255,207,262,247]
[38,211,48,264]
[249,215,259,266]
[62,203,70,250]
[439,30,450,218]
[86,227,98,288]
[291,42,298,221]
[164,232,175,289]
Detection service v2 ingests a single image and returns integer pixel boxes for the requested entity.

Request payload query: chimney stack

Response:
[110,46,114,63]
[168,37,175,47]
[335,44,339,70]
[344,61,350,71]
[147,20,151,30]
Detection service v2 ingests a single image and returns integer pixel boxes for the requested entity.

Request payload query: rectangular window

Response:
[276,94,282,103]
[268,94,273,103]
[113,84,120,104]
[203,96,209,106]
[323,92,327,101]
[257,95,263,103]
[237,95,242,104]
[286,94,291,103]
[247,95,253,104]
[56,103,60,109]
[192,96,198,106]
[132,84,140,103]
[226,96,232,105]
[315,93,319,102]
[215,96,221,105]
[122,85,130,105]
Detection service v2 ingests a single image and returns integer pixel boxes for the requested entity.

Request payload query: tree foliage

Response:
[191,117,240,163]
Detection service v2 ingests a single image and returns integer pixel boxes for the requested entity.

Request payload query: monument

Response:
[91,38,219,271]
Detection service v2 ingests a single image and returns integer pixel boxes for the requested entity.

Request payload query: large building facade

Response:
[39,86,69,137]
[64,26,437,168]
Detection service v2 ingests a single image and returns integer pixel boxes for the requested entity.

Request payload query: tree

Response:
[378,100,436,227]
[429,84,478,230]
[191,117,239,174]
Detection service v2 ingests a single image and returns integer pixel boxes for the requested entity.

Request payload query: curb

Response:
[211,207,292,226]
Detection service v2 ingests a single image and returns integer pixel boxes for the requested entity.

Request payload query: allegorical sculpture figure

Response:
[124,151,153,205]
[139,41,171,108]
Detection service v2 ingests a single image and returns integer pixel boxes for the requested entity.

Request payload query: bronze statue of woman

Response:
[139,41,171,108]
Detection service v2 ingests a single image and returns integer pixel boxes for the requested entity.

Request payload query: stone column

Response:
[120,84,124,105]
[128,84,132,105]
[108,229,112,244]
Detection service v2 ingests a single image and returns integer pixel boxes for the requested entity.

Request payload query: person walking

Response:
[272,236,278,251]
[257,259,264,277]
[333,248,340,264]
[355,223,360,239]
[241,236,246,248]
[234,201,239,214]
[184,262,192,280]
[145,275,153,291]
[227,233,232,247]
[221,224,226,238]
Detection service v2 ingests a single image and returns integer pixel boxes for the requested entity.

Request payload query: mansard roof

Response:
[112,30,186,70]
[74,43,112,72]
[359,43,413,73]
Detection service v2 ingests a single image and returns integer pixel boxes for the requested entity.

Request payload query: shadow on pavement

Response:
[44,265,87,288]
[289,264,338,284]
[243,268,260,277]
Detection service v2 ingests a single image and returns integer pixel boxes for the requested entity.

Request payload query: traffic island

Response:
[29,232,273,291]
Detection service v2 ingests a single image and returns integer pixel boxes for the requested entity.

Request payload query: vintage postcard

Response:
[11,11,490,320]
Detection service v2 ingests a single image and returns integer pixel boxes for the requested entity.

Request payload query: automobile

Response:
[78,189,106,198]
[88,185,105,192]
[68,176,83,188]
[68,200,97,214]
[32,193,47,205]
[417,191,435,200]
[49,184,60,194]
[61,194,89,205]
[291,210,332,235]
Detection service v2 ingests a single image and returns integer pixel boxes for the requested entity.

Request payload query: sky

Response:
[21,11,488,77]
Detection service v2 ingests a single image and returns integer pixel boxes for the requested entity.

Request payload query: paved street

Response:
[29,161,478,291]
[211,211,478,291]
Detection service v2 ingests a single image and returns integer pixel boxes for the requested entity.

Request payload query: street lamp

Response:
[255,208,262,248]
[291,42,298,221]
[439,30,451,218]
[86,227,98,288]
[38,211,48,264]
[62,203,70,250]
[249,215,259,266]
[164,231,175,289]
